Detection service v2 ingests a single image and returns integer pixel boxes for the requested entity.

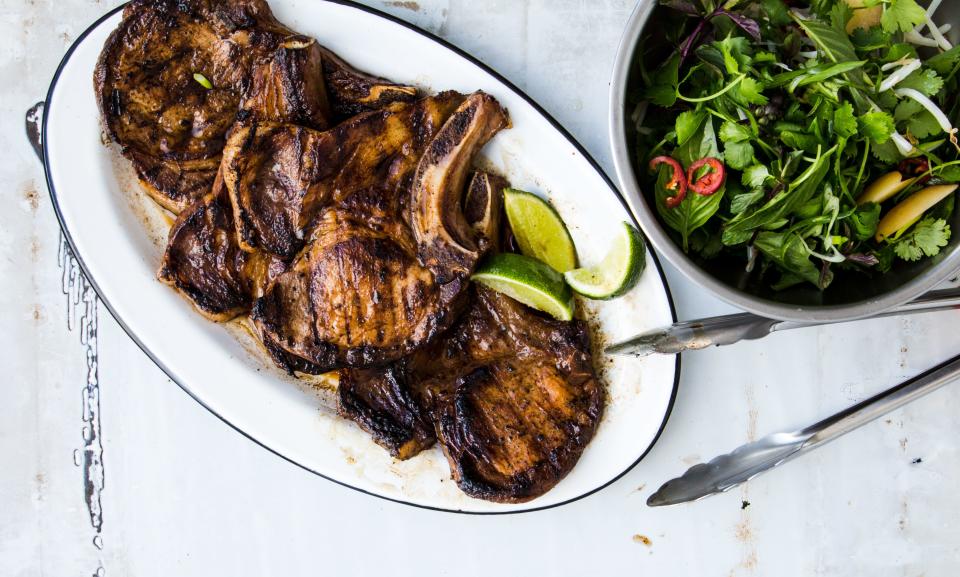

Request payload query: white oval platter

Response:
[44,0,680,513]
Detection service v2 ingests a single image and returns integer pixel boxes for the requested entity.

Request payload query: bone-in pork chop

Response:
[250,93,510,372]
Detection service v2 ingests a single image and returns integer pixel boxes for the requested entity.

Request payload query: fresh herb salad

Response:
[636,0,960,291]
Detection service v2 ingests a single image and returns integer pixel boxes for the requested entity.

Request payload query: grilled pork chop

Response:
[340,286,603,502]
[158,172,286,321]
[248,93,509,372]
[95,0,416,213]
[222,92,466,258]
[336,170,507,458]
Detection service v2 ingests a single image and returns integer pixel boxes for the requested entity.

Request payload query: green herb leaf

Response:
[676,116,721,168]
[927,46,960,76]
[645,54,681,107]
[881,0,927,34]
[730,191,764,214]
[724,147,834,237]
[848,202,881,241]
[653,166,726,251]
[724,140,756,170]
[742,164,771,190]
[858,111,896,145]
[769,61,866,91]
[754,231,825,289]
[890,217,951,261]
[792,13,858,64]
[729,76,768,106]
[193,73,213,89]
[676,110,708,146]
[871,139,902,164]
[780,130,821,154]
[897,69,944,97]
[906,110,942,140]
[719,120,752,143]
[833,102,858,138]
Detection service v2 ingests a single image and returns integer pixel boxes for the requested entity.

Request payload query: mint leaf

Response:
[881,0,927,34]
[833,102,858,138]
[858,111,896,145]
[730,191,764,214]
[742,165,771,190]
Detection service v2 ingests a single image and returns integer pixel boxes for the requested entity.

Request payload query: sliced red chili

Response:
[687,157,726,196]
[898,157,931,185]
[649,156,688,208]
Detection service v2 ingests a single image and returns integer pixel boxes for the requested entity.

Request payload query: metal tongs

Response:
[604,289,960,506]
[607,288,960,357]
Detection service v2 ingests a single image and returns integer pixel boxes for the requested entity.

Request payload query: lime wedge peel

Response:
[503,188,578,273]
[564,223,646,300]
[472,253,574,321]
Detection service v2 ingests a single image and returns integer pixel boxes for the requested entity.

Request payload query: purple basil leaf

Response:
[845,253,880,267]
[661,0,700,16]
[715,10,761,41]
[679,18,710,65]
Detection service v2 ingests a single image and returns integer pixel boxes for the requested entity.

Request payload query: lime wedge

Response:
[472,253,574,321]
[563,222,646,300]
[504,188,578,272]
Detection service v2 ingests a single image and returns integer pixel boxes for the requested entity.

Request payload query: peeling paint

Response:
[59,233,105,576]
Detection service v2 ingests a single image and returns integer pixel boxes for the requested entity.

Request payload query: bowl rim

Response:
[608,0,960,322]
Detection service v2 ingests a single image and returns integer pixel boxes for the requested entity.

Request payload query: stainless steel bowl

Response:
[609,0,960,322]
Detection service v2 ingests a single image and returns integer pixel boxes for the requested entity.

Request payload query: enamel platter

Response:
[44,0,680,513]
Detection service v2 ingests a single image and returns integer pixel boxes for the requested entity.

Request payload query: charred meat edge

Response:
[410,92,510,284]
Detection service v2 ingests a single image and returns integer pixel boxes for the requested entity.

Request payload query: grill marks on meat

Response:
[337,365,435,460]
[95,0,418,213]
[411,93,511,284]
[340,287,603,502]
[248,93,509,372]
[252,205,468,372]
[158,173,285,321]
[99,0,600,505]
[336,170,504,457]
[427,288,602,503]
[222,92,465,259]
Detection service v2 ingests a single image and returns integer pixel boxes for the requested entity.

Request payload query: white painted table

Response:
[3,1,960,575]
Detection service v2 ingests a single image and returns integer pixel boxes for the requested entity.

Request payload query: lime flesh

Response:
[503,188,578,273]
[564,223,646,300]
[472,253,574,321]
